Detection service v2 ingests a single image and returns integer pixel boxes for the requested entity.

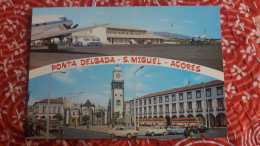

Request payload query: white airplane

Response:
[31,14,108,51]
[188,30,221,45]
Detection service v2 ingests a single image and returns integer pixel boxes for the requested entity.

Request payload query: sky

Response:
[32,6,221,39]
[28,64,218,108]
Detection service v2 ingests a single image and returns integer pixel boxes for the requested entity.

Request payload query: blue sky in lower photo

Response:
[32,6,221,39]
[28,64,218,108]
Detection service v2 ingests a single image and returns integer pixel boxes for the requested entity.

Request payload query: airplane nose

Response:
[65,20,73,27]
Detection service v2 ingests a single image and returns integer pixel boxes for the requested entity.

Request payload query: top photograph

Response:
[30,6,222,71]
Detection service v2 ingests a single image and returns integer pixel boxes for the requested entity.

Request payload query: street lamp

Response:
[134,66,144,130]
[69,92,84,105]
[47,71,66,138]
[202,82,210,128]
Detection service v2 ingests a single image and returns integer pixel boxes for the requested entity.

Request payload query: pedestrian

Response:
[35,122,40,135]
[87,120,89,130]
[188,131,195,138]
[184,127,190,138]
[56,126,64,139]
[201,133,206,139]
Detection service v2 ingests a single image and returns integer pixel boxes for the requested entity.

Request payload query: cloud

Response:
[182,20,195,24]
[52,71,74,84]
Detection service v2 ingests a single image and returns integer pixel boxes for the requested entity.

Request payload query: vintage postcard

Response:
[27,6,226,139]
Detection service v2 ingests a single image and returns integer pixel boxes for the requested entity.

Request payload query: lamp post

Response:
[46,71,66,138]
[69,92,83,105]
[134,66,144,130]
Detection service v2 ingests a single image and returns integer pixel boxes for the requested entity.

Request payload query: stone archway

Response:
[196,114,205,125]
[153,116,158,118]
[165,115,171,126]
[70,106,81,126]
[82,107,93,125]
[216,113,226,127]
[171,115,178,126]
[179,115,185,118]
[206,114,216,127]
[159,115,164,118]
[95,107,105,125]
[187,114,194,117]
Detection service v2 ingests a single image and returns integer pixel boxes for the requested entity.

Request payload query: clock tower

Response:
[111,65,124,120]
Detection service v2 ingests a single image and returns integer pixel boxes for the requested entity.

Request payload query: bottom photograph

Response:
[26,64,227,139]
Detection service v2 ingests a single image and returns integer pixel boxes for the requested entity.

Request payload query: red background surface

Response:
[0,0,260,145]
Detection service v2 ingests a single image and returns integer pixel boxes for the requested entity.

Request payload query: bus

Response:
[38,118,60,132]
[139,118,167,126]
[171,117,203,127]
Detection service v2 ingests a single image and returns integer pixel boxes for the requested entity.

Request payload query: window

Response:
[206,89,211,97]
[127,31,131,35]
[159,105,163,114]
[154,105,157,114]
[196,101,202,112]
[144,107,147,114]
[196,90,201,98]
[187,92,192,99]
[179,103,184,113]
[139,100,142,106]
[217,98,224,110]
[153,98,157,104]
[149,98,151,104]
[206,99,213,110]
[149,106,152,114]
[159,97,162,103]
[42,106,46,113]
[139,107,142,114]
[187,102,192,112]
[165,96,169,102]
[165,104,169,113]
[144,99,146,105]
[217,87,223,95]
[36,24,39,27]
[115,94,117,96]
[179,93,183,100]
[172,103,176,113]
[172,94,176,101]
[116,100,121,105]
[53,106,56,113]
[58,107,61,113]
[118,30,124,34]
[136,100,138,106]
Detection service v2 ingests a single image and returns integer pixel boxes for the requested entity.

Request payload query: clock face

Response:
[116,73,121,78]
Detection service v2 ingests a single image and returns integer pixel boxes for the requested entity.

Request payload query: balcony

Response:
[216,106,225,111]
[195,108,203,112]
[165,111,170,114]
[159,111,163,114]
[206,108,214,111]
[143,112,147,115]
[171,111,177,114]
[148,112,152,115]
[153,111,157,114]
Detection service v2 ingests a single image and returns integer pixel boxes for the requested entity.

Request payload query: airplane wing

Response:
[31,24,109,41]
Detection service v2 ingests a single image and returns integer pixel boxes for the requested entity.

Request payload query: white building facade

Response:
[130,80,226,127]
[71,23,166,45]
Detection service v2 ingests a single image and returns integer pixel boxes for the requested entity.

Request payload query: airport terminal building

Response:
[72,23,166,45]
[130,80,227,127]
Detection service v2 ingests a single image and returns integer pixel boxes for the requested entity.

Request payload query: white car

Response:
[108,126,139,138]
[145,126,167,136]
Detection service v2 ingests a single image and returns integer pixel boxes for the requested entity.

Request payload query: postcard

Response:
[27,6,226,139]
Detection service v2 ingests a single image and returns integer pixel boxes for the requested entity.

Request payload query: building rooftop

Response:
[139,80,224,99]
[37,98,64,104]
[94,23,147,31]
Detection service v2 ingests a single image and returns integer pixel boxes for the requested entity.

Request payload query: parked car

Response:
[108,126,139,138]
[191,125,209,133]
[87,41,102,46]
[167,126,186,135]
[145,126,167,136]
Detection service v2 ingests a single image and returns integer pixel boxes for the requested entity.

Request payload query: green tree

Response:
[53,113,63,121]
[83,115,90,122]
[95,111,102,119]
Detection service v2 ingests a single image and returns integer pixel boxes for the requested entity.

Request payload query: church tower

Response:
[111,65,124,120]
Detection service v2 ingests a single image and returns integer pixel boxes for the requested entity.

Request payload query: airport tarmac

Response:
[29,44,223,71]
